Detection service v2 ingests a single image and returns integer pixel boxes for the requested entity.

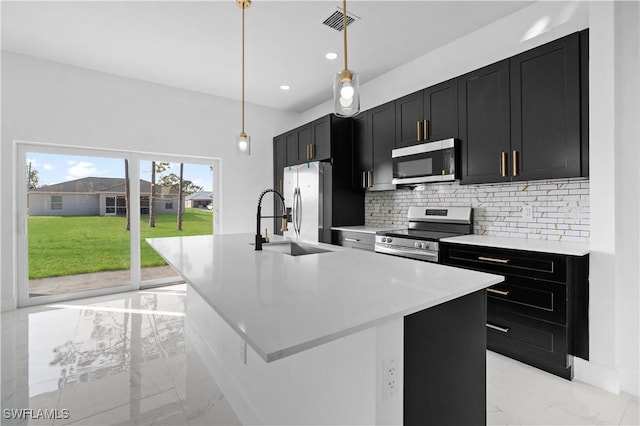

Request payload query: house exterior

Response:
[28,177,181,216]
[185,191,213,209]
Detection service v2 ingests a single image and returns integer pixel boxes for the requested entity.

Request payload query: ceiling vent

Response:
[322,8,359,31]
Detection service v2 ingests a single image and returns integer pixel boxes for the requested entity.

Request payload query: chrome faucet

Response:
[255,189,290,251]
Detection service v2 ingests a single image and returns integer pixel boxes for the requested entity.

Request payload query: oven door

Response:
[392,138,457,185]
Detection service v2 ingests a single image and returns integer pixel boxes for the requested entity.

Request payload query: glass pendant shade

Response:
[333,71,360,117]
[236,133,251,156]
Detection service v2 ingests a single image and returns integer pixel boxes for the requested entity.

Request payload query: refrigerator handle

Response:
[292,188,299,238]
[296,188,302,237]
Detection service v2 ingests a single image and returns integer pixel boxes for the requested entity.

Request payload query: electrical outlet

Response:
[522,205,533,220]
[382,358,397,400]
[240,340,247,365]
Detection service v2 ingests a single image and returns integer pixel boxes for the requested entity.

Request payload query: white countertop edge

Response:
[440,234,590,256]
[189,274,503,363]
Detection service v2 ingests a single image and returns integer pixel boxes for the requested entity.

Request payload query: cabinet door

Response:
[353,113,372,189]
[395,90,424,148]
[297,124,312,163]
[273,136,286,235]
[285,131,298,166]
[311,115,332,161]
[510,33,581,181]
[579,29,589,178]
[459,60,511,184]
[423,78,458,142]
[370,102,396,187]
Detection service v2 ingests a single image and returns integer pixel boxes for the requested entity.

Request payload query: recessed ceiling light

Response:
[280,85,290,91]
[325,52,338,60]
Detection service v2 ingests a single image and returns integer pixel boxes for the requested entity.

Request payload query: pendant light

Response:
[236,0,251,156]
[333,0,360,117]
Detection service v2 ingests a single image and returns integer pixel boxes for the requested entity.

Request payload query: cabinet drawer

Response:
[487,277,566,325]
[487,310,571,378]
[443,244,566,282]
[331,230,375,251]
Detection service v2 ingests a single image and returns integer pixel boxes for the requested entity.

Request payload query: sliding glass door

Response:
[138,159,214,286]
[20,148,137,302]
[17,143,220,306]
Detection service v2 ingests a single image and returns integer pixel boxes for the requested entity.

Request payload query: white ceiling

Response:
[1,1,533,112]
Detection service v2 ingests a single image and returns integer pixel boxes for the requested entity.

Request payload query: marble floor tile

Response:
[620,395,640,425]
[2,284,637,426]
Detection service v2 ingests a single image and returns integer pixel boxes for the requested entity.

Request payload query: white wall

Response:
[612,1,640,397]
[0,51,300,311]
[301,1,638,396]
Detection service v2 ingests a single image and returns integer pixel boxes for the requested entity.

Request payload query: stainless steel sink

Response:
[258,241,333,256]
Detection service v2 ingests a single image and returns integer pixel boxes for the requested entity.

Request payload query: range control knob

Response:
[414,242,420,249]
[422,242,429,250]
[387,237,393,243]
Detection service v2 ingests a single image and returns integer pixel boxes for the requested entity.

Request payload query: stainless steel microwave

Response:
[391,138,458,185]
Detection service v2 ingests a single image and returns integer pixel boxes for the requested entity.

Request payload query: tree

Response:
[27,163,40,190]
[157,174,203,195]
[124,159,130,231]
[149,161,170,227]
[177,163,184,231]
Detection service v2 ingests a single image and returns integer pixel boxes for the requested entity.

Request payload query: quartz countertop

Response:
[440,234,590,256]
[330,225,398,234]
[147,233,503,362]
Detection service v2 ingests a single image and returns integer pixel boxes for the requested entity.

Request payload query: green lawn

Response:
[28,208,213,279]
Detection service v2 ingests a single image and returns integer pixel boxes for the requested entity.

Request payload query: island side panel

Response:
[186,287,406,425]
[404,289,487,426]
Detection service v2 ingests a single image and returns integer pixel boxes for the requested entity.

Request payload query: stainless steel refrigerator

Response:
[283,162,323,243]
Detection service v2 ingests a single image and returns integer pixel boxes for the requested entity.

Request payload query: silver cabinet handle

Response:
[478,256,510,264]
[486,323,510,333]
[487,288,510,296]
[344,237,360,242]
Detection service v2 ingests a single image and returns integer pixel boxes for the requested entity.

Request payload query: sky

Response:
[26,152,214,192]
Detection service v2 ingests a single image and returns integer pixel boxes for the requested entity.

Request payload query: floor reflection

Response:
[1,284,241,425]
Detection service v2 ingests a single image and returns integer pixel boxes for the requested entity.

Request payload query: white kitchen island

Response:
[147,234,503,425]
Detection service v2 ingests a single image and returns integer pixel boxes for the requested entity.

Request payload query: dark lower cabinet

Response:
[441,243,589,380]
[330,229,375,251]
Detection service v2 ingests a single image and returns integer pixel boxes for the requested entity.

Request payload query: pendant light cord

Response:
[343,0,348,71]
[242,4,246,134]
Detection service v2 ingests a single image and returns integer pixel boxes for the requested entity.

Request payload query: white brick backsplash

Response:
[365,178,590,243]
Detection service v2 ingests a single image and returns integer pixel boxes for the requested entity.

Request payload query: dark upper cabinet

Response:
[297,124,312,164]
[282,115,340,166]
[371,103,396,188]
[310,115,332,161]
[353,113,372,189]
[510,32,581,181]
[459,60,511,184]
[395,80,458,149]
[273,135,286,235]
[284,131,299,166]
[423,78,459,142]
[353,102,395,190]
[395,90,424,148]
[460,32,587,184]
[580,29,589,178]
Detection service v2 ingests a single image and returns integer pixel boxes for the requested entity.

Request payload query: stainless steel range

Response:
[374,206,473,263]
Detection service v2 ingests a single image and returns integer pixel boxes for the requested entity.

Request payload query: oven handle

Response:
[374,244,439,262]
